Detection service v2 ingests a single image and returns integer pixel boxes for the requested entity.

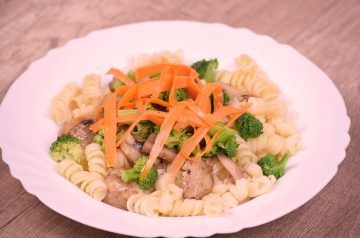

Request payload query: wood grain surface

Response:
[1,0,359,237]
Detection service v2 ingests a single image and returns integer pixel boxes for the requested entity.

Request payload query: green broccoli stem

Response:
[120,169,139,183]
[279,152,289,167]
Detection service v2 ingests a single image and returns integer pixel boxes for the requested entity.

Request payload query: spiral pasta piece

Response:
[271,119,296,138]
[50,82,80,125]
[81,74,104,105]
[212,175,276,208]
[56,159,107,200]
[216,69,279,99]
[127,182,226,217]
[72,104,97,119]
[85,143,107,179]
[235,134,259,169]
[247,175,276,197]
[235,54,258,73]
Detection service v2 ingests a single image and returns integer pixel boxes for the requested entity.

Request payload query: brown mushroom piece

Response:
[119,140,143,163]
[61,117,96,148]
[217,153,244,180]
[103,174,151,210]
[175,160,214,199]
[218,82,249,102]
[141,133,177,162]
[108,77,123,92]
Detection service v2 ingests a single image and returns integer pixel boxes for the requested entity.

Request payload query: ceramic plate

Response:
[0,21,350,237]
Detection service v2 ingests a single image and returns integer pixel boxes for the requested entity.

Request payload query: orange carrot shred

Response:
[103,93,117,167]
[107,68,135,87]
[140,104,186,179]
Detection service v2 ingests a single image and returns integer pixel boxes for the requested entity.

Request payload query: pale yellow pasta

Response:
[212,175,275,208]
[81,74,104,105]
[85,143,107,179]
[72,104,97,119]
[271,119,296,138]
[235,54,258,73]
[155,173,175,191]
[216,70,279,99]
[235,134,259,169]
[245,163,263,178]
[50,82,80,125]
[127,184,182,217]
[212,178,250,209]
[283,133,301,155]
[247,175,276,197]
[231,96,286,122]
[127,182,226,217]
[56,159,107,200]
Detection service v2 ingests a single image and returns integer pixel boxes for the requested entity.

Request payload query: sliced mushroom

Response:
[218,82,249,102]
[108,77,122,92]
[175,160,214,199]
[103,174,151,210]
[141,133,177,162]
[217,153,244,180]
[61,116,95,148]
[119,141,143,163]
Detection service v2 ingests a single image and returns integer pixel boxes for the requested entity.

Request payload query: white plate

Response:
[0,21,350,237]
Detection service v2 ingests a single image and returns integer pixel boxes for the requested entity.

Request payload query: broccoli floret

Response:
[204,122,239,158]
[127,70,136,81]
[223,90,230,105]
[93,129,105,150]
[158,91,169,101]
[131,120,156,139]
[258,153,290,179]
[113,80,125,91]
[234,112,263,141]
[50,134,84,163]
[120,156,158,190]
[138,167,158,190]
[149,72,161,79]
[93,129,124,151]
[174,88,189,101]
[217,138,238,157]
[154,125,161,134]
[153,126,193,151]
[165,127,193,151]
[191,59,219,83]
[158,88,189,102]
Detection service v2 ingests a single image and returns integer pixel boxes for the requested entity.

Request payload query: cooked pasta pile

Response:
[49,50,300,217]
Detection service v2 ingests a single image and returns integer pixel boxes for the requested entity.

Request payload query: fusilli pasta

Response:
[216,69,279,99]
[212,176,276,208]
[50,82,80,125]
[56,159,107,200]
[85,143,107,179]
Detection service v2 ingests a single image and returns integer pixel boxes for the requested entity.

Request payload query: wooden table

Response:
[1,0,359,237]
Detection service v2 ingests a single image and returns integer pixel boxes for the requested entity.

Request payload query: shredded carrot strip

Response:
[135,63,195,80]
[103,93,117,167]
[107,68,135,86]
[140,104,186,179]
[195,83,223,114]
[90,118,104,132]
